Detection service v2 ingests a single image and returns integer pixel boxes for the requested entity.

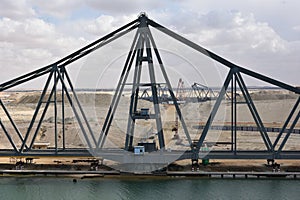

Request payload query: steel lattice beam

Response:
[0,13,299,162]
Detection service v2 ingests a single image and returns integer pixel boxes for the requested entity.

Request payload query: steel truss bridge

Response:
[0,13,300,165]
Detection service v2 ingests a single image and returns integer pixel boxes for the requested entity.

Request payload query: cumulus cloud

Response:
[0,18,56,46]
[85,0,169,15]
[0,16,87,84]
[150,10,288,54]
[0,17,88,57]
[202,11,287,53]
[0,1,299,87]
[178,0,300,40]
[29,0,83,19]
[30,0,170,19]
[80,14,137,36]
[147,9,298,85]
[0,0,35,19]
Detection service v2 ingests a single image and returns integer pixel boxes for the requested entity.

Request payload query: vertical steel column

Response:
[231,74,234,151]
[125,35,144,150]
[234,74,237,153]
[60,67,66,150]
[231,73,237,153]
[130,59,142,147]
[145,35,165,149]
[54,68,58,152]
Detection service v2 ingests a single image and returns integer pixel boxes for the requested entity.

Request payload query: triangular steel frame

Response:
[0,65,97,154]
[97,16,192,150]
[0,13,299,160]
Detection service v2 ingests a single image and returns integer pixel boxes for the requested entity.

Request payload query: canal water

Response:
[0,177,299,200]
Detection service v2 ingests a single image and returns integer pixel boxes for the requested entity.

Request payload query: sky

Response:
[0,0,299,89]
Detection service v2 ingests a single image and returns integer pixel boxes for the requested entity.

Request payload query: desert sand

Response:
[0,89,300,169]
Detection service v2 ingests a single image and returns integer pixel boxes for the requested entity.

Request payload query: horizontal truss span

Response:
[0,14,299,164]
[0,149,300,160]
[194,125,300,134]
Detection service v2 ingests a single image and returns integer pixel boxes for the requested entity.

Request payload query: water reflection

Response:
[0,177,299,200]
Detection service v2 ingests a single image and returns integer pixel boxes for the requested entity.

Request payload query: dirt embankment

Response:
[12,92,112,107]
[0,90,299,151]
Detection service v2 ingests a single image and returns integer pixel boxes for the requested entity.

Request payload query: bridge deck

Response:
[1,149,300,160]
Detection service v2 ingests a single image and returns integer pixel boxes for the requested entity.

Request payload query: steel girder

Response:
[97,15,192,150]
[0,13,299,160]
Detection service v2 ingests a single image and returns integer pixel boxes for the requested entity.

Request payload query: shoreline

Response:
[1,169,300,179]
[0,157,300,179]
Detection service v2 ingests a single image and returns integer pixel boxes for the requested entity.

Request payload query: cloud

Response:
[0,1,299,87]
[85,0,169,15]
[293,25,300,32]
[0,17,84,57]
[69,10,297,87]
[30,0,170,19]
[150,10,287,54]
[30,0,83,19]
[203,11,287,53]
[0,0,35,19]
[178,0,300,40]
[146,9,298,85]
[0,18,55,46]
[79,14,137,36]
[0,16,88,84]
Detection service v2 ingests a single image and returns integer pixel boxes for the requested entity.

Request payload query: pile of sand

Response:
[0,90,299,152]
